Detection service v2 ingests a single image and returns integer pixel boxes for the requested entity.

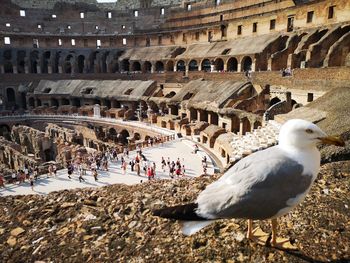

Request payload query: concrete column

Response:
[58,66,63,74]
[185,63,189,76]
[223,62,227,72]
[36,64,41,74]
[48,65,53,74]
[267,58,272,71]
[151,63,155,74]
[239,119,244,136]
[0,65,4,74]
[198,63,202,71]
[237,62,241,72]
[24,65,29,74]
[174,62,177,72]
[251,58,256,72]
[13,66,18,74]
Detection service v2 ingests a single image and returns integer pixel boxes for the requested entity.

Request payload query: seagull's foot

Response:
[270,237,298,250]
[247,227,270,246]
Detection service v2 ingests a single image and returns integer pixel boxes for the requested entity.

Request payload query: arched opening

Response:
[165,91,176,98]
[119,129,130,145]
[121,59,130,72]
[227,57,238,72]
[242,56,253,72]
[155,61,164,72]
[112,100,121,108]
[142,61,152,73]
[0,124,11,139]
[51,98,59,107]
[231,115,240,133]
[221,25,227,38]
[189,108,197,120]
[189,60,198,71]
[214,58,224,71]
[253,121,261,129]
[241,118,251,135]
[89,51,99,73]
[6,88,16,103]
[64,54,73,74]
[269,97,281,107]
[36,98,42,106]
[109,127,118,142]
[201,59,211,72]
[166,60,174,71]
[131,61,141,71]
[77,55,85,73]
[4,62,13,73]
[30,51,39,73]
[101,51,109,73]
[176,60,185,72]
[72,98,81,107]
[134,133,141,141]
[42,51,50,74]
[28,97,35,108]
[17,50,26,74]
[20,93,27,110]
[61,98,70,105]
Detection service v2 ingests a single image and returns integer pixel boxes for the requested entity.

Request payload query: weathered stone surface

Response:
[0,161,349,262]
[10,227,25,237]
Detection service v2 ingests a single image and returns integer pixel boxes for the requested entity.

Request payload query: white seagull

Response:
[153,119,345,249]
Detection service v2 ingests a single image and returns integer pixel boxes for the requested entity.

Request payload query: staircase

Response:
[229,120,281,163]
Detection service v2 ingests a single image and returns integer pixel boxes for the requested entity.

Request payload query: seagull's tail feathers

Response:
[153,203,215,236]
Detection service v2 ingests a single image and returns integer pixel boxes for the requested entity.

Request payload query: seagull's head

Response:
[278,119,345,149]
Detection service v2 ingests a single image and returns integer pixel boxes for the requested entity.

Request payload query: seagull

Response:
[153,119,345,249]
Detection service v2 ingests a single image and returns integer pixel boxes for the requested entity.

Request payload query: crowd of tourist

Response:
[0,138,211,192]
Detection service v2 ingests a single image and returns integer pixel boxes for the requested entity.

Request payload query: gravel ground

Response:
[0,160,349,263]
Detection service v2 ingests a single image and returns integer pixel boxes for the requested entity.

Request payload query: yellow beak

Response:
[319,136,345,147]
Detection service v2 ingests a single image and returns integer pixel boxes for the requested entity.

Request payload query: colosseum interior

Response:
[0,0,349,175]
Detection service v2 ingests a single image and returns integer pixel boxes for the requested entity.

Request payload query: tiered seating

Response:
[229,120,282,162]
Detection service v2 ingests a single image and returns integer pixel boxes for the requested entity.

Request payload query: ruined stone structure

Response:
[0,0,349,171]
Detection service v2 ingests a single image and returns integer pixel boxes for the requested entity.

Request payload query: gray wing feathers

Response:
[196,147,313,220]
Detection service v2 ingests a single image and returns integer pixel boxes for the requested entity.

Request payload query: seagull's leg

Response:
[246,219,253,239]
[247,219,269,245]
[270,218,298,250]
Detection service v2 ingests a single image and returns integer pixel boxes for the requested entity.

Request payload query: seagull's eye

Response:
[305,129,314,134]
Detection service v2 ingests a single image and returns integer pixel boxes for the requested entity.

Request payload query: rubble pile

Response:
[0,161,349,262]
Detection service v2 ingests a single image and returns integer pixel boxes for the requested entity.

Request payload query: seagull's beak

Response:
[318,136,345,147]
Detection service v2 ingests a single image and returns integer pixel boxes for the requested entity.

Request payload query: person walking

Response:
[93,169,98,181]
[29,173,34,191]
[78,166,86,182]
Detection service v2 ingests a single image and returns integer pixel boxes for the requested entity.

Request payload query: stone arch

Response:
[142,61,152,73]
[201,59,211,72]
[64,54,74,74]
[62,98,70,105]
[6,88,16,103]
[189,60,198,71]
[241,117,251,135]
[72,98,81,107]
[30,50,40,73]
[119,129,130,144]
[28,97,35,108]
[176,60,185,71]
[17,50,26,74]
[50,98,59,107]
[134,132,141,141]
[165,91,176,98]
[42,51,51,74]
[131,61,141,71]
[121,59,130,72]
[253,120,262,129]
[77,55,85,73]
[155,61,164,72]
[4,61,13,73]
[214,58,224,71]
[0,124,11,138]
[227,57,238,72]
[166,60,174,71]
[241,56,252,72]
[89,51,100,73]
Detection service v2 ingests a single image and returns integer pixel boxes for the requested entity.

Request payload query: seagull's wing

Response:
[195,146,313,220]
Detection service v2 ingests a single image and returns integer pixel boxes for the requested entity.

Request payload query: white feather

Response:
[181,220,215,236]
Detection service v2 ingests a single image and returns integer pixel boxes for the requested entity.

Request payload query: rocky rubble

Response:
[0,161,349,263]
